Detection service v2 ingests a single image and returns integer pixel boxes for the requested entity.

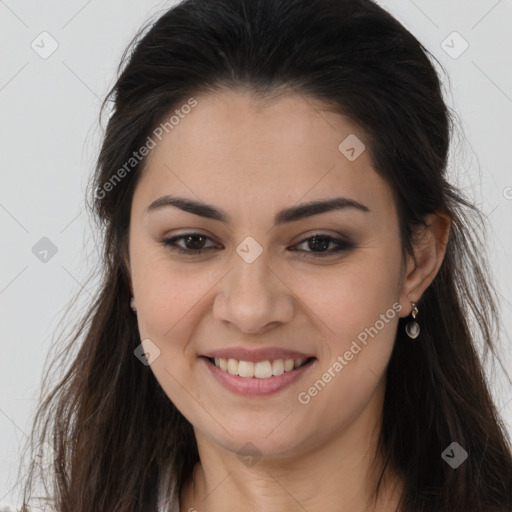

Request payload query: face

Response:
[128,89,409,459]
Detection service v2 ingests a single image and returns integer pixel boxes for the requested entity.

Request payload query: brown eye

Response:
[292,234,355,258]
[161,232,355,258]
[162,233,219,255]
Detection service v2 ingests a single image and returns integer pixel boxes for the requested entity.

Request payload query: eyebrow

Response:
[145,195,370,225]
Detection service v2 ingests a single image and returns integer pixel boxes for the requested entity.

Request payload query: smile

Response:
[201,355,317,397]
[208,356,312,379]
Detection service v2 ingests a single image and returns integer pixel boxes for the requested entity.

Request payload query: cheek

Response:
[292,253,401,345]
[293,272,400,431]
[135,262,208,344]
[291,249,402,412]
[129,235,203,342]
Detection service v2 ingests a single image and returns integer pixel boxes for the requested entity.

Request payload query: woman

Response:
[19,0,512,510]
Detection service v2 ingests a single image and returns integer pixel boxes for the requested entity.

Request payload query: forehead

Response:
[134,89,395,222]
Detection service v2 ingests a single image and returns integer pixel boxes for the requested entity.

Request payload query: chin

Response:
[196,417,314,460]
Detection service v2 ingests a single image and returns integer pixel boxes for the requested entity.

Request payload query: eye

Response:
[291,234,356,258]
[161,232,355,258]
[161,233,219,255]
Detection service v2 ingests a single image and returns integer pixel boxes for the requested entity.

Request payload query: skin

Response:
[126,89,451,512]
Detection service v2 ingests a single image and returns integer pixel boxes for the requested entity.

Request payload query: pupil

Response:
[186,235,205,249]
[309,236,329,252]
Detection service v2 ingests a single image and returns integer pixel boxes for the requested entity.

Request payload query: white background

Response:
[1,0,511,508]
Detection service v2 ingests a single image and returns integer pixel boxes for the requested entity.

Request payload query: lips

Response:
[203,347,314,363]
[200,346,316,390]
[202,348,314,378]
[201,353,317,396]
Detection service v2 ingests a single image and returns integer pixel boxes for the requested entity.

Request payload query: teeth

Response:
[284,359,295,372]
[211,357,309,378]
[254,361,273,378]
[294,357,306,368]
[227,358,239,375]
[272,359,284,376]
[238,360,254,378]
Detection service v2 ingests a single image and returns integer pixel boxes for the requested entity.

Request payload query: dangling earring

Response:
[405,302,420,339]
[130,297,137,312]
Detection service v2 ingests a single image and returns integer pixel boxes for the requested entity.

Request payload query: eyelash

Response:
[161,232,355,258]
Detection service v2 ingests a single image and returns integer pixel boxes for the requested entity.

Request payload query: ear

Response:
[398,211,451,317]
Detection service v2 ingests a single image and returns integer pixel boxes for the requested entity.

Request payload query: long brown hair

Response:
[18,0,512,510]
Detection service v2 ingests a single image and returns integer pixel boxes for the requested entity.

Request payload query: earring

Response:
[405,302,420,339]
[130,297,137,312]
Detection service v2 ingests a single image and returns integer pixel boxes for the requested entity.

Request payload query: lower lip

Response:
[201,357,316,397]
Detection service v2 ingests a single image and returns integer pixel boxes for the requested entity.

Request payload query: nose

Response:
[213,249,295,335]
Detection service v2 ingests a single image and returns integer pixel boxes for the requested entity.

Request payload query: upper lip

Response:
[202,347,315,363]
